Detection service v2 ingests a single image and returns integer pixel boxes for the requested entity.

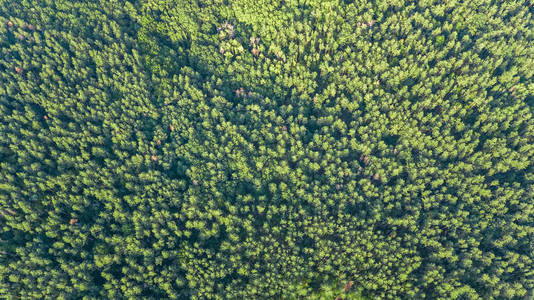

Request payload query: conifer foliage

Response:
[1,0,533,299]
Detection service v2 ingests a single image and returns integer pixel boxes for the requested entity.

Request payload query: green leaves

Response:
[1,0,533,299]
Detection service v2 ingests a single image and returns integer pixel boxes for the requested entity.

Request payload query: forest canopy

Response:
[0,0,533,299]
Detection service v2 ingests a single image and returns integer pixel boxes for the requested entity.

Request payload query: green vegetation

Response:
[1,0,533,299]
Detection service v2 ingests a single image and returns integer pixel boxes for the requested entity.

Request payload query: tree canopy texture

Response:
[1,0,533,299]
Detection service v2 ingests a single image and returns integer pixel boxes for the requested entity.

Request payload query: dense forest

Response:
[0,0,533,299]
